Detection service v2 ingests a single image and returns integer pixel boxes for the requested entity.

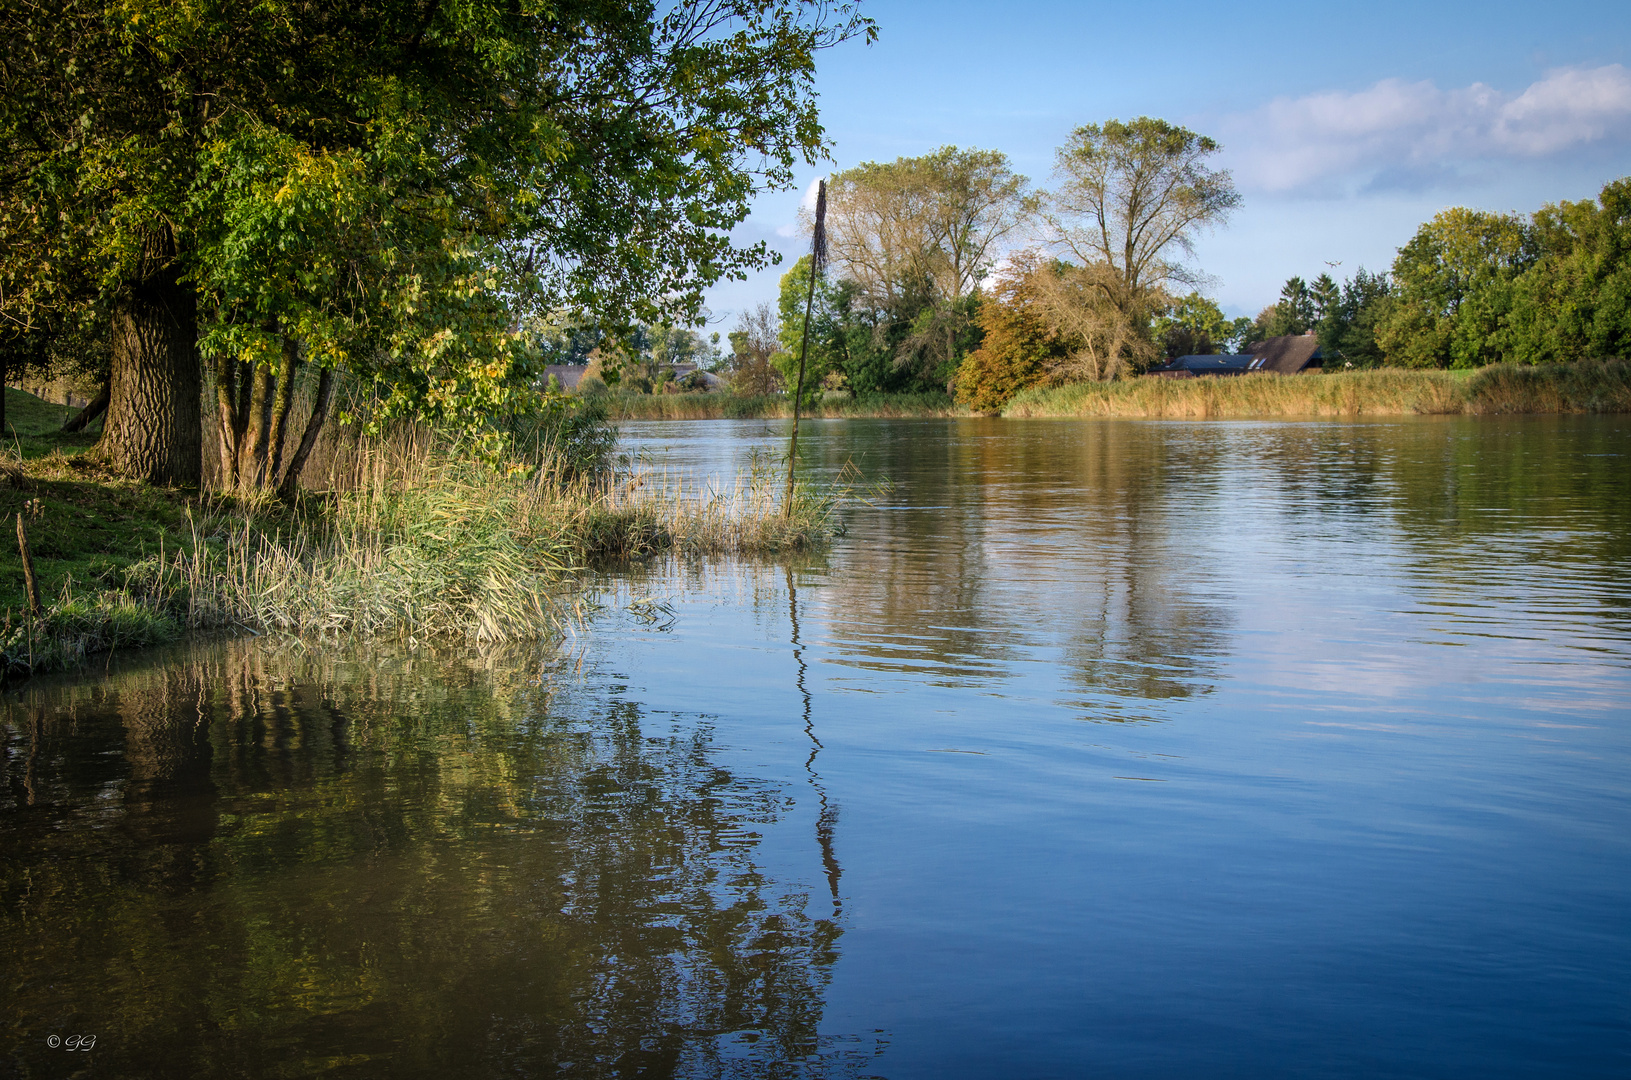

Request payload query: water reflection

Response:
[5,415,1629,1078]
[621,416,1631,719]
[2,640,874,1079]
[789,567,843,915]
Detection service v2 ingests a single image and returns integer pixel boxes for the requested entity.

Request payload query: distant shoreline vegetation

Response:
[1002,360,1631,418]
[593,390,961,420]
[576,359,1631,420]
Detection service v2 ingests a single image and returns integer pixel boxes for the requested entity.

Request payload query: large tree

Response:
[1374,208,1535,369]
[1,0,873,487]
[728,302,786,395]
[823,146,1036,385]
[1042,117,1239,376]
[1506,178,1631,364]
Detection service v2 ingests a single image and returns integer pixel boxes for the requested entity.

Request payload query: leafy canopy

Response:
[0,0,876,432]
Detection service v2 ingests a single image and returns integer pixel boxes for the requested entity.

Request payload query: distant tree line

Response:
[1245,180,1629,371]
[712,124,1628,410]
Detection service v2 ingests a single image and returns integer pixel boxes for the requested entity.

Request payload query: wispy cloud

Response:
[1223,65,1631,195]
[774,175,828,237]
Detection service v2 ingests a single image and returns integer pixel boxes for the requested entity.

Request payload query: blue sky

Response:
[703,0,1631,326]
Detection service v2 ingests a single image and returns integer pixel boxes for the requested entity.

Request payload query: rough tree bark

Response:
[239,363,275,486]
[97,226,202,486]
[214,356,245,486]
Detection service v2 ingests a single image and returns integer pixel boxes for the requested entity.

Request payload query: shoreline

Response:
[591,361,1631,421]
[1003,361,1631,418]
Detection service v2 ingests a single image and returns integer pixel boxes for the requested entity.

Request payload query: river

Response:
[4,415,1629,1078]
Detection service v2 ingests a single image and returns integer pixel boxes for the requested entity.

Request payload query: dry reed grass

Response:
[1003,360,1631,418]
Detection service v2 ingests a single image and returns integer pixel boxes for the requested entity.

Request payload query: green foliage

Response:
[1375,208,1536,368]
[1154,293,1239,357]
[1365,181,1631,368]
[0,0,875,453]
[1504,179,1631,363]
[770,255,963,399]
[1317,268,1393,368]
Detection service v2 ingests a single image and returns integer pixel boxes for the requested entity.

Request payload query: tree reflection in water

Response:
[802,420,1233,721]
[1,639,875,1079]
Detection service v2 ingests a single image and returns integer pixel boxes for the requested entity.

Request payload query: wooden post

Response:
[17,512,42,618]
[784,179,828,518]
[783,240,819,518]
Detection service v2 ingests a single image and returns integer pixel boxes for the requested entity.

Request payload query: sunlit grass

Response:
[1004,360,1631,418]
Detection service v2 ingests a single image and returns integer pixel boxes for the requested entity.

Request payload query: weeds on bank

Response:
[0,406,857,681]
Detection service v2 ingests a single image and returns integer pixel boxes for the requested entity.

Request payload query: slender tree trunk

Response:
[237,363,275,486]
[62,383,110,433]
[1,355,8,437]
[214,355,241,487]
[265,337,300,486]
[98,226,201,486]
[277,366,333,501]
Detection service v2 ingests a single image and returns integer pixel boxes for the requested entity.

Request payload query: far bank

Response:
[586,361,1631,421]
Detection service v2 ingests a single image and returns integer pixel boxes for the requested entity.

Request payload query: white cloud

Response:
[774,175,828,237]
[1224,65,1631,195]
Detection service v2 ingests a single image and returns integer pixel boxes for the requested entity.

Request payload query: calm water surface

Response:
[4,416,1629,1078]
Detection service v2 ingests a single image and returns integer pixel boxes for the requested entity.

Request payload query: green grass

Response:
[1002,360,1631,418]
[0,390,185,617]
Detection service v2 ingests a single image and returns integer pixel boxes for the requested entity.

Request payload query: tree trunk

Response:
[62,383,111,432]
[237,363,275,487]
[214,355,241,487]
[265,337,300,485]
[97,226,201,486]
[277,366,333,501]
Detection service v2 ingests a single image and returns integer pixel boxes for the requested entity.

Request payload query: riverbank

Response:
[1002,360,1631,418]
[598,390,964,420]
[0,389,844,682]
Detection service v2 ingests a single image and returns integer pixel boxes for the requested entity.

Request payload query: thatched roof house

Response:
[1147,332,1323,378]
[1246,333,1324,374]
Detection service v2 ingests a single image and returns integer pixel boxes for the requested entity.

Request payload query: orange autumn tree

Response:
[953,254,1079,413]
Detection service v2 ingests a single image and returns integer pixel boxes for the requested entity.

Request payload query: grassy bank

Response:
[1003,360,1631,418]
[0,390,848,682]
[598,390,964,420]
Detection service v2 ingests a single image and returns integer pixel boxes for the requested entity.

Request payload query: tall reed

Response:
[1003,360,1631,418]
[3,421,854,679]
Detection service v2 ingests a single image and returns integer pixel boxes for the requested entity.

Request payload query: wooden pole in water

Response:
[784,179,828,518]
[16,512,41,618]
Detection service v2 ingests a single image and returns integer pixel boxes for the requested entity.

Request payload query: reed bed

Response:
[599,390,964,420]
[1003,360,1631,418]
[2,418,851,681]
